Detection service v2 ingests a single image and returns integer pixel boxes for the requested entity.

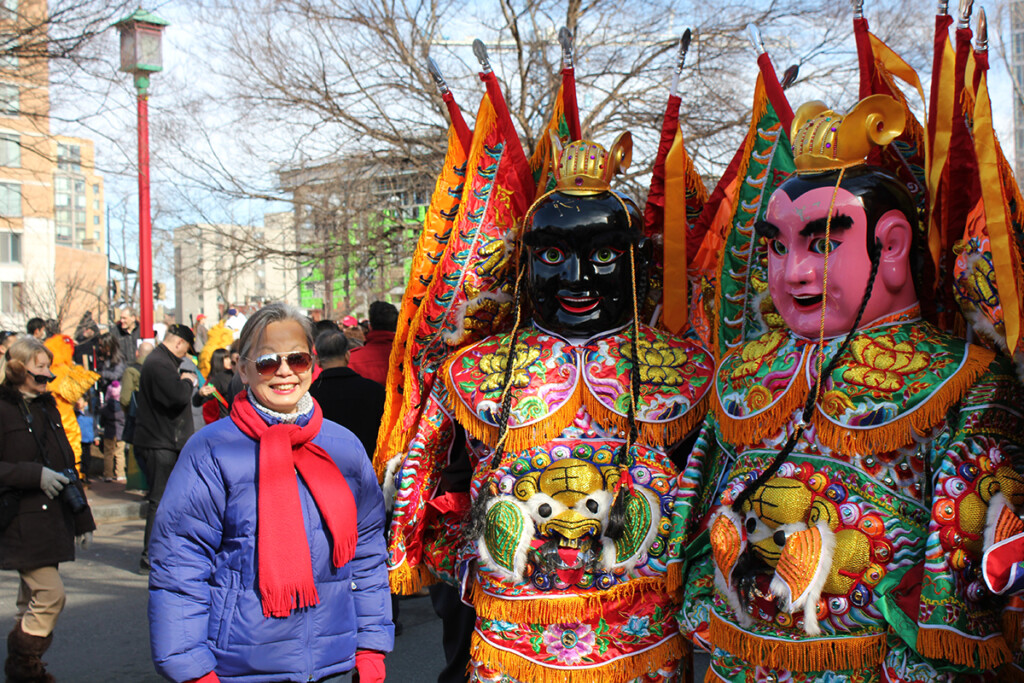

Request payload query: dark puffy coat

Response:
[134,343,195,451]
[0,385,95,570]
[99,398,124,441]
[148,404,393,682]
[112,321,140,368]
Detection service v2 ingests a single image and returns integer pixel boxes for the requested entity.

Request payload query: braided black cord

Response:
[608,245,642,540]
[466,251,525,541]
[731,240,882,513]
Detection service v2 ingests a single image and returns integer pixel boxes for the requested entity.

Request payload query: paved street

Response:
[0,519,446,682]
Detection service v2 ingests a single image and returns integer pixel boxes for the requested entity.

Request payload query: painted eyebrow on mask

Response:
[754,220,779,239]
[798,213,854,237]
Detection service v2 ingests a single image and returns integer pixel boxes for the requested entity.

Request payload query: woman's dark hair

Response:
[313,319,339,338]
[238,303,314,362]
[94,332,123,365]
[315,330,350,361]
[210,348,230,376]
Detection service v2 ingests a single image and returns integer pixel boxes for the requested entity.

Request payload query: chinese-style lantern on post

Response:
[115,9,168,340]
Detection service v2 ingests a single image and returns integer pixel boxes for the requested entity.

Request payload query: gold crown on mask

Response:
[553,131,632,195]
[790,94,906,174]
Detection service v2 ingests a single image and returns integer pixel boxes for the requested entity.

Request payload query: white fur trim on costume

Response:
[769,521,836,637]
[382,455,402,512]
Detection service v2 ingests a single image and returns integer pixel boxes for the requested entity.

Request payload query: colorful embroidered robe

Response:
[671,309,1024,682]
[386,322,714,682]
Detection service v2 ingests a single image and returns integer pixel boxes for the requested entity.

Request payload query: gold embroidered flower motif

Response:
[478,345,543,393]
[842,335,930,393]
[819,389,855,418]
[622,339,691,386]
[730,329,787,382]
[745,384,773,411]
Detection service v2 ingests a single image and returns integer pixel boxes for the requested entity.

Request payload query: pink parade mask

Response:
[763,185,916,338]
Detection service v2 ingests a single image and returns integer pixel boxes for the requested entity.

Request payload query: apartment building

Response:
[173,212,301,323]
[0,0,106,333]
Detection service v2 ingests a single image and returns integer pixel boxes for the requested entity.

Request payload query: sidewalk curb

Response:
[92,499,148,524]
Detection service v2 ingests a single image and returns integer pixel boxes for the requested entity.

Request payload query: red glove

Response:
[185,672,220,683]
[355,650,386,683]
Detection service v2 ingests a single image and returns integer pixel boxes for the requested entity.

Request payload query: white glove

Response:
[76,532,92,549]
[40,467,69,499]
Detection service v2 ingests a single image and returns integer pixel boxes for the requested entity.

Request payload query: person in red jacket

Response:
[346,301,396,385]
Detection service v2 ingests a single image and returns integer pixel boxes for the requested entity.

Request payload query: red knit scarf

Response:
[230,395,358,618]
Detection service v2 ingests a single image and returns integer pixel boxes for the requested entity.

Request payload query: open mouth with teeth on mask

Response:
[531,513,603,586]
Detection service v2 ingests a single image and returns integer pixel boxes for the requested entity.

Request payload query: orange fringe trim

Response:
[443,368,586,452]
[388,560,439,596]
[583,387,710,449]
[376,125,468,479]
[468,575,670,625]
[712,359,809,448]
[708,611,886,672]
[666,562,683,594]
[917,625,1012,671]
[470,632,683,683]
[811,345,995,456]
[1003,607,1023,650]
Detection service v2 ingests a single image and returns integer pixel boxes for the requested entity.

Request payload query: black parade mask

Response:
[524,191,648,339]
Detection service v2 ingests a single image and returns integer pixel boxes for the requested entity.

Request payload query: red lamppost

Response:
[115,9,168,339]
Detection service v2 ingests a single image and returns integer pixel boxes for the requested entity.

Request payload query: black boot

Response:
[4,624,55,683]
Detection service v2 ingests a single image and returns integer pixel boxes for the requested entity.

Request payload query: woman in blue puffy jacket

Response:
[148,303,393,683]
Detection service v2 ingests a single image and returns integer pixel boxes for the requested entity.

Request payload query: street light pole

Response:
[136,72,153,338]
[115,9,168,340]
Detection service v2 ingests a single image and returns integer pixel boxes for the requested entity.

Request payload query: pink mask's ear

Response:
[873,209,912,293]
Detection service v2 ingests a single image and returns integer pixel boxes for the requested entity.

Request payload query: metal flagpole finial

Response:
[558,27,574,69]
[977,7,988,52]
[472,39,492,73]
[669,29,693,97]
[781,64,800,90]
[937,0,949,15]
[747,23,765,56]
[957,0,973,28]
[427,57,450,96]
[676,29,692,74]
[851,0,864,20]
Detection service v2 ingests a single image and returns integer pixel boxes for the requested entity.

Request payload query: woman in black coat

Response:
[0,338,95,682]
[193,347,233,422]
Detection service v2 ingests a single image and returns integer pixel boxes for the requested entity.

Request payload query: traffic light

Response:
[154,282,166,300]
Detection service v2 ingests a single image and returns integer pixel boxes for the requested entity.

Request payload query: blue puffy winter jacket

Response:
[147,408,393,682]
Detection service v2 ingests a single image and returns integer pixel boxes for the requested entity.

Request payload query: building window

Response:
[0,34,17,70]
[0,231,19,263]
[57,143,80,172]
[93,214,99,225]
[0,281,21,315]
[0,84,17,116]
[0,182,19,216]
[0,132,17,167]
[55,223,70,243]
